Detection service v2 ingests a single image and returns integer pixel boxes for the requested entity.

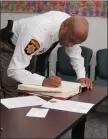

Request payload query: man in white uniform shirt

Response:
[0,11,92,98]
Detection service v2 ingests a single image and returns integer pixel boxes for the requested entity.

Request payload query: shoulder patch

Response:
[24,39,40,55]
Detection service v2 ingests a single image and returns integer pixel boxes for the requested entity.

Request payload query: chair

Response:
[35,41,58,77]
[93,48,108,113]
[93,48,108,87]
[56,46,93,82]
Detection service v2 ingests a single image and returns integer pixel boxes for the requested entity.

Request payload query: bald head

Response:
[59,15,89,47]
[68,16,89,42]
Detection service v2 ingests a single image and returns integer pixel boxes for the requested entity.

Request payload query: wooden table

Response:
[0,86,107,139]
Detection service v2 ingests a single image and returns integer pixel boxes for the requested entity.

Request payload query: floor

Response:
[61,111,108,139]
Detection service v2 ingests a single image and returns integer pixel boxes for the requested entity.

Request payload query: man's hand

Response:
[42,76,62,87]
[78,77,93,89]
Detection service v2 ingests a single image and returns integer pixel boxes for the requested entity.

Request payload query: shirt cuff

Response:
[33,74,45,86]
[76,70,86,80]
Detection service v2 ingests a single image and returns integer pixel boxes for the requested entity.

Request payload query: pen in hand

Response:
[50,70,55,76]
[50,70,62,87]
[43,70,62,87]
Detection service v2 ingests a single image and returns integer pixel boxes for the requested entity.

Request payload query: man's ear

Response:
[61,21,68,32]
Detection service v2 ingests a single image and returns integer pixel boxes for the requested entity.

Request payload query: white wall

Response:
[1,13,107,80]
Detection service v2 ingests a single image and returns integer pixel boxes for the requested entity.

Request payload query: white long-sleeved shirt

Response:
[7,11,85,85]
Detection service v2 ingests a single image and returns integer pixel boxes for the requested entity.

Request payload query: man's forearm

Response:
[7,69,45,85]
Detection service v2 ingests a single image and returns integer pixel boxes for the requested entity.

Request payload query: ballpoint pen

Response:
[50,70,55,76]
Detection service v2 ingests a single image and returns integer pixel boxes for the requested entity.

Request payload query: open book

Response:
[18,81,86,100]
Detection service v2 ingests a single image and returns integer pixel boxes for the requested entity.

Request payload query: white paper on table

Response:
[42,99,94,114]
[26,108,49,118]
[1,96,47,109]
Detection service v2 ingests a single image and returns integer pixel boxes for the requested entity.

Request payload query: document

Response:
[42,99,94,114]
[26,108,49,118]
[1,96,47,109]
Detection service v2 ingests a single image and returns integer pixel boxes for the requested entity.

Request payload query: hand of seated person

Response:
[42,76,62,87]
[78,77,93,89]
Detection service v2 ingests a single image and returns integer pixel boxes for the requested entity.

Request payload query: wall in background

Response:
[1,1,107,18]
[1,13,107,80]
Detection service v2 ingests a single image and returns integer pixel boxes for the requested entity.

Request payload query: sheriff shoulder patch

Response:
[24,39,40,55]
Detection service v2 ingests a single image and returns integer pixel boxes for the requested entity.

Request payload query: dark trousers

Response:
[0,41,17,98]
[0,40,37,98]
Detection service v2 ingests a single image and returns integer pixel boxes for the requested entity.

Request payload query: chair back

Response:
[96,48,108,79]
[56,46,93,76]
